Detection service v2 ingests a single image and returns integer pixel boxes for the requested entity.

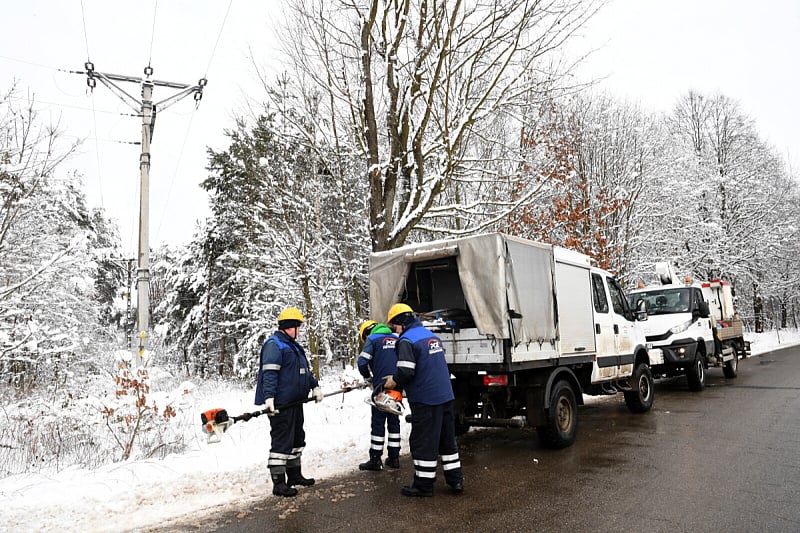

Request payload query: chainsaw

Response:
[200,379,369,443]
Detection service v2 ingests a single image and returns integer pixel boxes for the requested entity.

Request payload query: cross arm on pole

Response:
[93,73,142,113]
[78,62,141,112]
[154,78,207,112]
[78,63,205,114]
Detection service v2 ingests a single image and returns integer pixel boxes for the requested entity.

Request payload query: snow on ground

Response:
[1,329,798,532]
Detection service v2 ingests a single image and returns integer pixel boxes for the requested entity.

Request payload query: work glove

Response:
[313,387,324,403]
[265,398,278,414]
[365,376,373,386]
[383,375,398,390]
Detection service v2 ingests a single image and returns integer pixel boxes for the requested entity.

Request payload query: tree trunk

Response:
[218,334,227,377]
[203,255,213,378]
[753,283,764,333]
[301,274,320,379]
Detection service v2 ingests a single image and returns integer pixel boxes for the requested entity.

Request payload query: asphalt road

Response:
[156,345,800,533]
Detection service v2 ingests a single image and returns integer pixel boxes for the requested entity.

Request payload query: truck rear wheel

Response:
[723,349,739,379]
[686,347,706,392]
[536,380,577,449]
[453,392,471,436]
[624,363,654,413]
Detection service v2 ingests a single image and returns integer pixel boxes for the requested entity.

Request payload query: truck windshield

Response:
[628,288,692,315]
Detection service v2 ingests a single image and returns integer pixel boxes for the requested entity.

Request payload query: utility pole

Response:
[81,62,207,366]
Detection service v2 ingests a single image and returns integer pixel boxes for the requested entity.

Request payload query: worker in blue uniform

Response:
[255,306,323,497]
[384,303,464,497]
[356,319,401,471]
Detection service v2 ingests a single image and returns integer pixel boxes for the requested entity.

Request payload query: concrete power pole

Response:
[82,63,207,366]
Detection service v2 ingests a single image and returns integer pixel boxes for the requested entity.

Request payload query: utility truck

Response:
[369,233,658,449]
[627,263,750,391]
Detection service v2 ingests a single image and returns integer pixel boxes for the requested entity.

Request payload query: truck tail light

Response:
[483,374,508,387]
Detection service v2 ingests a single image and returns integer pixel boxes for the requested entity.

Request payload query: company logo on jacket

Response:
[427,339,444,354]
[382,337,396,351]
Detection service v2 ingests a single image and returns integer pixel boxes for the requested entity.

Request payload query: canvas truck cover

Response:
[369,233,558,345]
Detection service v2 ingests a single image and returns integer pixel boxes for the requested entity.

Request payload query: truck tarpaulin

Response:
[369,233,558,345]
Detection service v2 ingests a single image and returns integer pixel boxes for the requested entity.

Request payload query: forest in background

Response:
[1,0,798,469]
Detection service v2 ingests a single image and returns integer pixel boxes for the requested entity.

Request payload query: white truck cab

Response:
[627,263,747,391]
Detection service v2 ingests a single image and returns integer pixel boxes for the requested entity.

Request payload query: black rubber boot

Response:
[359,457,383,471]
[286,466,315,487]
[385,457,400,469]
[401,484,433,497]
[271,473,298,497]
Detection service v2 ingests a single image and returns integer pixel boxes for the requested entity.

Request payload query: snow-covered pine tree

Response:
[1,89,123,394]
[157,74,368,377]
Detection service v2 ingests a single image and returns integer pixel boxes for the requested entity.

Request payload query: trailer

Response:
[369,233,658,448]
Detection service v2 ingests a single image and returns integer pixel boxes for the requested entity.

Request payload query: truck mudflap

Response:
[720,346,735,362]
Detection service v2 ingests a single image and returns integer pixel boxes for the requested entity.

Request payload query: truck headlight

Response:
[669,319,692,335]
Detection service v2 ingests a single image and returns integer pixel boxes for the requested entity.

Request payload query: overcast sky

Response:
[2,0,798,254]
[576,0,799,163]
[1,0,277,255]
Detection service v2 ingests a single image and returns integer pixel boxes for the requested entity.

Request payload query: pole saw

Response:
[200,380,369,443]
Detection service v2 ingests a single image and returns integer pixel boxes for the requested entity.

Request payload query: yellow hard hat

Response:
[387,303,414,325]
[278,306,305,328]
[359,320,378,342]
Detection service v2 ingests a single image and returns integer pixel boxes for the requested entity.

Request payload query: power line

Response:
[155,108,197,245]
[128,160,139,259]
[76,0,108,214]
[79,0,92,62]
[151,1,231,244]
[90,93,105,208]
[4,92,139,115]
[0,54,63,72]
[147,0,159,67]
[204,0,233,77]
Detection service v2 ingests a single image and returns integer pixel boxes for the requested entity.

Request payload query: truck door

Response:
[606,276,635,374]
[591,273,617,379]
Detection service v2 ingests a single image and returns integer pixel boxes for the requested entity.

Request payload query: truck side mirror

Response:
[635,299,648,321]
[697,300,710,318]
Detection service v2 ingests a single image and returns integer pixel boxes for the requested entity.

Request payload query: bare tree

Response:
[652,91,797,330]
[282,0,603,251]
[563,93,666,279]
[0,87,77,258]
